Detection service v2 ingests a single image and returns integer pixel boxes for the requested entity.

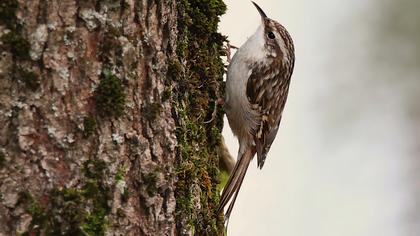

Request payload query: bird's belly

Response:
[225,84,255,143]
[225,49,259,144]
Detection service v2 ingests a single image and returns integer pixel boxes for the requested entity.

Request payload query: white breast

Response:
[225,25,266,144]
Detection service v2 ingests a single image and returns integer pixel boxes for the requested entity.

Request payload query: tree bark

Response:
[0,0,226,235]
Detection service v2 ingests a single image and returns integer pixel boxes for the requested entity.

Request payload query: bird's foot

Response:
[223,42,238,64]
[204,98,224,124]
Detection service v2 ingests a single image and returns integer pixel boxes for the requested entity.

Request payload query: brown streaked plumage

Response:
[218,1,295,221]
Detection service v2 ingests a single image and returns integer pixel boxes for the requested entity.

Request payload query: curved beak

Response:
[252,1,268,19]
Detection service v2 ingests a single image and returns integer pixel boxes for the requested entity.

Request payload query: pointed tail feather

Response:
[217,148,255,220]
[224,162,250,219]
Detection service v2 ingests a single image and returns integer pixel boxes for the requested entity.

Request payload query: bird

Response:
[218,1,295,220]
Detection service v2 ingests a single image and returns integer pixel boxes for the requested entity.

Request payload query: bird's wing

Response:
[246,64,291,168]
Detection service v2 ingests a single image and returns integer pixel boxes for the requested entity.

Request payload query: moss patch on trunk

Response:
[20,158,110,235]
[173,0,227,235]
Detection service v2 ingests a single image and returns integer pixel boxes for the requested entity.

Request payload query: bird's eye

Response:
[268,31,275,39]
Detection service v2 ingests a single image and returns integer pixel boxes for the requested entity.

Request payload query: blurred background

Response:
[219,0,420,235]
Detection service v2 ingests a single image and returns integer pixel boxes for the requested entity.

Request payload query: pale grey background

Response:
[220,0,420,235]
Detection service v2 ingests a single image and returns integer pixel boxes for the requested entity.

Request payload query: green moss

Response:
[59,188,82,202]
[18,158,110,235]
[115,165,129,203]
[49,182,109,236]
[217,170,229,192]
[115,165,126,182]
[49,188,88,235]
[167,59,183,81]
[83,116,97,138]
[83,158,107,179]
[82,208,108,235]
[94,70,126,118]
[209,126,222,147]
[173,1,227,234]
[0,150,5,167]
[80,159,110,236]
[18,191,48,231]
[1,32,30,59]
[0,0,18,27]
[81,184,109,235]
[27,199,43,216]
[142,172,158,196]
[15,67,40,91]
[19,192,41,216]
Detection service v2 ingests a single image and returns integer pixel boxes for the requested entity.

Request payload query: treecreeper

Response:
[218,1,296,221]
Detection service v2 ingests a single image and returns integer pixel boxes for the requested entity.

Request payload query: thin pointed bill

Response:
[252,1,268,19]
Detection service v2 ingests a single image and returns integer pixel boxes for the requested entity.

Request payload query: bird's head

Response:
[251,1,294,65]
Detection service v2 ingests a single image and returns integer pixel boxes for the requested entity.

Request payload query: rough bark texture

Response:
[0,0,226,235]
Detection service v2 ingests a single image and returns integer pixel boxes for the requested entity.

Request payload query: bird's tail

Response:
[217,147,255,220]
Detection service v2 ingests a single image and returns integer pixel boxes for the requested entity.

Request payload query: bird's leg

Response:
[204,98,224,124]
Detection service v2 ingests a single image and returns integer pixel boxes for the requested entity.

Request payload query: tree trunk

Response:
[0,0,226,235]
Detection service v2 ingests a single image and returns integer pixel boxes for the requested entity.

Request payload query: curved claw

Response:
[204,98,224,124]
